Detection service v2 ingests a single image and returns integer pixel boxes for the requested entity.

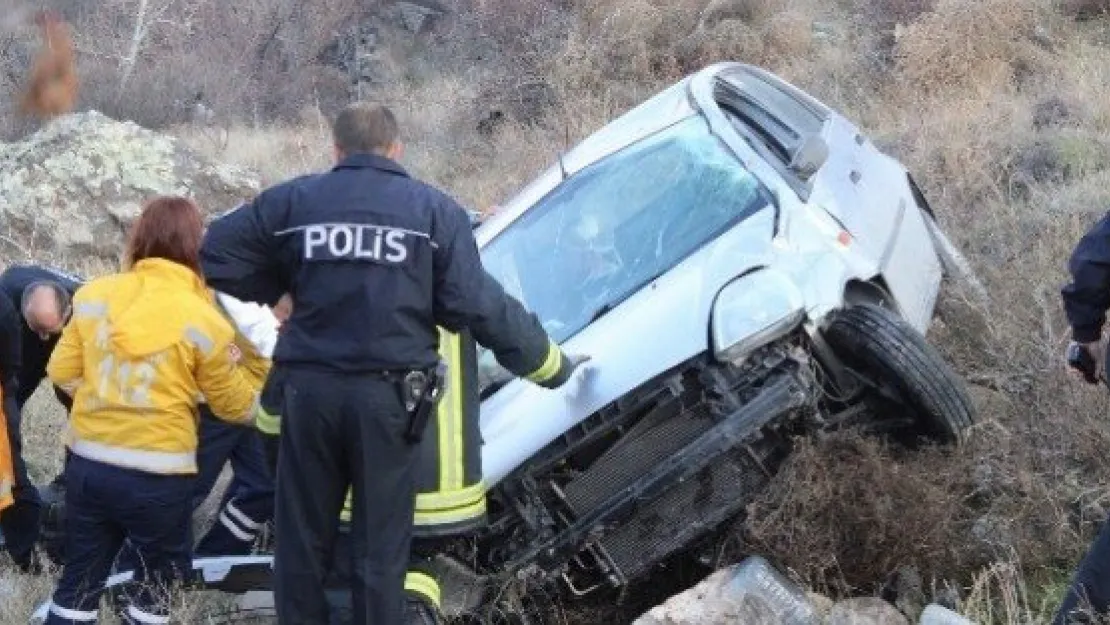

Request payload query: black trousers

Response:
[273,367,420,625]
[1055,513,1110,624]
[2,394,43,570]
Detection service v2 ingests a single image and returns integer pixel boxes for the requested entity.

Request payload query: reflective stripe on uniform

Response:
[74,301,107,318]
[68,436,195,474]
[226,501,262,530]
[126,604,170,624]
[416,480,486,513]
[404,571,441,609]
[255,406,281,435]
[49,603,98,622]
[525,340,563,384]
[58,378,83,395]
[438,329,464,491]
[218,500,262,543]
[218,511,255,542]
[414,496,486,527]
[342,485,488,526]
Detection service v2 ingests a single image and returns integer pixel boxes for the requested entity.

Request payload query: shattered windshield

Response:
[480,114,774,354]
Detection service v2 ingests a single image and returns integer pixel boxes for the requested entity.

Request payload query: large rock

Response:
[632,557,822,625]
[827,598,911,625]
[0,111,260,264]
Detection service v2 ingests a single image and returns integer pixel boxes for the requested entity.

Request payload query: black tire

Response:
[821,303,975,444]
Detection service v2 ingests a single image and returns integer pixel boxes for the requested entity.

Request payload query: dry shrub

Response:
[861,0,936,30]
[1058,0,1110,19]
[699,0,788,27]
[171,111,333,187]
[740,433,976,594]
[871,93,1035,209]
[1050,41,1110,133]
[891,0,1044,96]
[711,8,813,66]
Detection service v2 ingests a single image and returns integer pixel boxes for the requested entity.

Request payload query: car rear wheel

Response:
[820,303,975,445]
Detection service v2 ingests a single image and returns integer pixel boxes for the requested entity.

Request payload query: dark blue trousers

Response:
[1055,514,1110,624]
[44,454,192,625]
[114,406,274,572]
[1,395,43,571]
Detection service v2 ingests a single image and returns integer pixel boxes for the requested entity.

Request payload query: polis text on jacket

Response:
[303,223,411,263]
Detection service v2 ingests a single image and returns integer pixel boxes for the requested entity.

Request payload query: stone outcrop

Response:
[0,110,259,264]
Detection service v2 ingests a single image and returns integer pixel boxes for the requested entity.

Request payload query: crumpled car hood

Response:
[480,209,778,486]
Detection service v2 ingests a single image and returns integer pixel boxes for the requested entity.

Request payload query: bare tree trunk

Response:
[118,0,150,94]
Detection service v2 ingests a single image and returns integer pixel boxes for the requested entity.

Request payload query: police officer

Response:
[262,212,488,624]
[0,264,82,573]
[1058,211,1110,623]
[199,102,588,625]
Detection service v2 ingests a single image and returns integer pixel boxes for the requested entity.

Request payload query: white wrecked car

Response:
[458,60,978,618]
[31,62,979,624]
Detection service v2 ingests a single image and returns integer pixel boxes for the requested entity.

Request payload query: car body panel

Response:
[480,209,778,484]
[476,62,961,487]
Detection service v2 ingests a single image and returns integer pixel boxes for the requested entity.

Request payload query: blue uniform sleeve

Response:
[431,200,574,388]
[0,290,22,400]
[1063,212,1110,342]
[200,193,290,307]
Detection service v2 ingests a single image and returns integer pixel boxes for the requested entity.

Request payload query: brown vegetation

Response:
[5,0,1110,621]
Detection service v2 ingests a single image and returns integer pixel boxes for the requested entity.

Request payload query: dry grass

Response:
[5,0,1110,622]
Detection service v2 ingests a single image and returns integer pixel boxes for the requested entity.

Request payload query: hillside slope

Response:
[4,0,1110,622]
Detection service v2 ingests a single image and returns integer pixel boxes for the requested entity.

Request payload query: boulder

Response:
[632,556,822,625]
[631,566,774,625]
[0,111,260,265]
[827,598,911,625]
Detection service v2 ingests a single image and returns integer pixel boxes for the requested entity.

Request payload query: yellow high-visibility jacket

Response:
[0,386,14,513]
[46,258,259,475]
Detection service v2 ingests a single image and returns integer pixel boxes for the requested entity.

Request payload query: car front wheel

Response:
[820,303,976,445]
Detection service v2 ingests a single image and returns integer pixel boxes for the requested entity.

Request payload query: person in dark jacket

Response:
[0,264,82,573]
[199,102,588,625]
[1057,211,1110,624]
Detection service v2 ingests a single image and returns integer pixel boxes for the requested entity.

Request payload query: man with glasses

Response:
[0,264,82,573]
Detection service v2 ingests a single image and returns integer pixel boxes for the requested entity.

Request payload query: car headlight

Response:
[711,268,806,363]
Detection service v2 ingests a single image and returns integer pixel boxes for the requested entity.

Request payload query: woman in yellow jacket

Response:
[42,196,261,625]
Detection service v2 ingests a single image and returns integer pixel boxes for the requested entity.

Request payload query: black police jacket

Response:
[0,265,83,407]
[200,153,571,383]
[0,289,21,401]
[1063,212,1110,343]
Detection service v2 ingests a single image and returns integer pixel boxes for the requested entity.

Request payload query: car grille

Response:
[602,448,769,581]
[563,402,715,516]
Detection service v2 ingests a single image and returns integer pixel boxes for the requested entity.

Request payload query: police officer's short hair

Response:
[332,102,399,156]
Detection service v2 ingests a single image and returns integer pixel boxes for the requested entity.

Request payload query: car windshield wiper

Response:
[587,302,617,324]
[585,268,669,325]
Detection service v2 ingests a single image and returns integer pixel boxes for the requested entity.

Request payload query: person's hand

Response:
[272,293,293,332]
[1066,340,1104,384]
[228,343,242,364]
[566,353,592,372]
[536,352,593,390]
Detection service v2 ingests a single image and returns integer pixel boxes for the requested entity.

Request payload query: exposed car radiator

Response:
[602,448,770,580]
[563,402,714,516]
[560,365,795,583]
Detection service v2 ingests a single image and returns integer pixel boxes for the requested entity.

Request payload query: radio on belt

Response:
[403,360,448,443]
